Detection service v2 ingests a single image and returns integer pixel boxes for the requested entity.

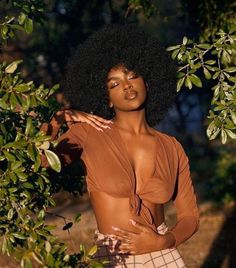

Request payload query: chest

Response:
[118,131,158,192]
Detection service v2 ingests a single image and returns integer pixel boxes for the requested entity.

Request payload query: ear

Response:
[109,102,114,108]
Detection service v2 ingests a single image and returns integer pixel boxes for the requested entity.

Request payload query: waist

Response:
[95,221,168,243]
[90,191,164,234]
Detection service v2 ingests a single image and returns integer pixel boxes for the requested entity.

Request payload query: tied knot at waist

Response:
[129,192,154,227]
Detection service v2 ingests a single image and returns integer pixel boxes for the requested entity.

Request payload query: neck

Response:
[113,109,149,134]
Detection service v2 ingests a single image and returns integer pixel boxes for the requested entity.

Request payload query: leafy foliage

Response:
[0,0,45,42]
[167,29,236,144]
[0,60,105,267]
[0,1,104,267]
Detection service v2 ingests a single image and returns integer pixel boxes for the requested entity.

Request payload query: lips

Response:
[124,90,138,100]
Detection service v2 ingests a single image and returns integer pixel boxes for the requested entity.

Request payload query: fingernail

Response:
[99,128,104,132]
[105,125,111,129]
[109,121,114,123]
[112,226,119,231]
[129,219,136,225]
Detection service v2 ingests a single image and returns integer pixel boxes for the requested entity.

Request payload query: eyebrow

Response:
[107,70,136,83]
[107,76,120,83]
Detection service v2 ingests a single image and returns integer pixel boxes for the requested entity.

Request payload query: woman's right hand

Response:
[64,110,113,132]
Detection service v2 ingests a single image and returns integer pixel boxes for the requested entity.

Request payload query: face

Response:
[107,65,147,112]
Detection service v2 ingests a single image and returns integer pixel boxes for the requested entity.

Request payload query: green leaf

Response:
[10,24,24,31]
[25,117,33,136]
[225,129,236,139]
[7,208,14,220]
[88,245,98,256]
[224,67,236,73]
[18,13,27,25]
[38,209,45,220]
[185,76,192,89]
[2,236,7,254]
[203,67,212,79]
[45,241,51,253]
[10,92,18,109]
[230,110,236,125]
[74,213,81,223]
[21,257,33,268]
[46,253,54,266]
[171,49,179,60]
[11,161,22,170]
[44,150,61,172]
[13,233,26,239]
[14,84,31,92]
[47,196,56,207]
[5,60,22,73]
[166,45,181,51]
[2,25,8,35]
[189,74,202,88]
[176,77,185,92]
[4,141,27,149]
[3,151,16,161]
[0,99,8,109]
[212,71,220,79]
[197,43,211,49]
[22,182,34,189]
[221,129,227,144]
[205,60,216,65]
[182,36,188,45]
[90,260,104,268]
[38,141,50,150]
[27,144,37,161]
[24,17,33,34]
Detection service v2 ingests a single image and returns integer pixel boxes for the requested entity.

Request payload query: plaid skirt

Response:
[93,222,186,267]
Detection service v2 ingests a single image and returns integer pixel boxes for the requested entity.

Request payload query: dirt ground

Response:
[0,192,236,268]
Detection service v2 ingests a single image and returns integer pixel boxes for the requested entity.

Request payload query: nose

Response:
[123,80,133,91]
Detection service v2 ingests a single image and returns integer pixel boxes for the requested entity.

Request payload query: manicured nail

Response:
[129,219,136,225]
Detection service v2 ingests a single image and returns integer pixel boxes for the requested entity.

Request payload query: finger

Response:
[85,120,104,132]
[89,114,114,124]
[118,245,134,254]
[129,219,149,232]
[111,234,132,244]
[87,116,111,129]
[112,226,136,237]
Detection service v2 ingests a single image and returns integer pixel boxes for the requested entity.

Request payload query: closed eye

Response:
[110,82,119,89]
[128,72,139,80]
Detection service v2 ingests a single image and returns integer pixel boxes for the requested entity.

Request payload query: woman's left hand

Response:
[112,220,166,255]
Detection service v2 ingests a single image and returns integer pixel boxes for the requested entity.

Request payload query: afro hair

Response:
[63,24,177,127]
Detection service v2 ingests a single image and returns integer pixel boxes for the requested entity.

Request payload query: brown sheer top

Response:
[42,121,199,247]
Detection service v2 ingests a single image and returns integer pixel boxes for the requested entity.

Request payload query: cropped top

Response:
[42,121,199,247]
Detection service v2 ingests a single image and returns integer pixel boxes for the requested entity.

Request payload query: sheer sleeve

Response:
[41,122,89,168]
[168,138,199,247]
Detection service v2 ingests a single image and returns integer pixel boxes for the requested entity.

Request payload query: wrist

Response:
[162,232,176,249]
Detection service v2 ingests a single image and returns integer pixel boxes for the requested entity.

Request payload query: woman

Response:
[42,24,199,267]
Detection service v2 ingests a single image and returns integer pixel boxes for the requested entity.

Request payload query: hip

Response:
[93,222,186,268]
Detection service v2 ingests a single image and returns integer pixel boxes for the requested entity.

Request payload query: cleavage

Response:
[119,132,157,193]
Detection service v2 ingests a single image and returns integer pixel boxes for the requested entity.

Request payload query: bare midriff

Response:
[90,191,164,235]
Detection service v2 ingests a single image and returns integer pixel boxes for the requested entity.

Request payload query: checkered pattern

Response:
[93,223,186,267]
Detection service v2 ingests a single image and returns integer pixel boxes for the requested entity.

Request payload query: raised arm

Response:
[168,138,199,247]
[40,110,113,168]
